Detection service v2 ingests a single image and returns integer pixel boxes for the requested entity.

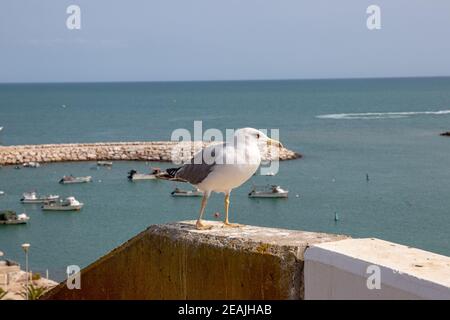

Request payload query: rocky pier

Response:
[0,141,301,166]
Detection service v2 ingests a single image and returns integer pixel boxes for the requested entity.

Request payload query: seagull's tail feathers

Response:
[157,167,188,182]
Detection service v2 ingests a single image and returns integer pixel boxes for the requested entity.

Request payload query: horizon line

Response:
[1,75,450,85]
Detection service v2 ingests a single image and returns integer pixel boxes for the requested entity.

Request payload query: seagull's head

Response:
[234,128,283,148]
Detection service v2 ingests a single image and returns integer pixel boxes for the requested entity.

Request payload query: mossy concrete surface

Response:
[42,221,348,300]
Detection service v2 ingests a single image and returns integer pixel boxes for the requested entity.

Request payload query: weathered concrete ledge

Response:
[0,141,301,165]
[42,221,347,300]
[42,221,450,300]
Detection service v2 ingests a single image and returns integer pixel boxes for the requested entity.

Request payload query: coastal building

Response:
[0,251,57,300]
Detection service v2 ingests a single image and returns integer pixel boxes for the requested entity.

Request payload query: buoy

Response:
[334,212,339,221]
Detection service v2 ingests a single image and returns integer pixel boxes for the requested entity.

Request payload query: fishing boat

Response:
[22,161,40,168]
[97,161,113,167]
[0,211,30,225]
[248,185,289,198]
[42,197,83,211]
[20,191,59,204]
[59,175,92,184]
[171,187,204,197]
[128,168,162,181]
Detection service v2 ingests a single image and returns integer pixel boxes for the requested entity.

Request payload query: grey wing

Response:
[175,142,223,185]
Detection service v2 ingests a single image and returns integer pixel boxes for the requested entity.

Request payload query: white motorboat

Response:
[0,211,30,225]
[171,188,204,197]
[59,175,92,184]
[97,161,113,167]
[129,172,157,180]
[42,197,83,211]
[128,168,162,181]
[20,191,59,204]
[0,191,4,196]
[22,161,40,168]
[0,126,3,132]
[248,185,289,198]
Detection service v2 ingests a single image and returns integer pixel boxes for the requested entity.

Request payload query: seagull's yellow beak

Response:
[267,138,283,148]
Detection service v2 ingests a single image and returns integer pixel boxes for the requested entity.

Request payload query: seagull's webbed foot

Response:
[196,220,213,230]
[222,222,242,228]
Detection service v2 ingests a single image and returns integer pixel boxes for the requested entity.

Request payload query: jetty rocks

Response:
[0,141,302,166]
[440,131,450,137]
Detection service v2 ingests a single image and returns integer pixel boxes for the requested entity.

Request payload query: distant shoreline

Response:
[0,141,301,166]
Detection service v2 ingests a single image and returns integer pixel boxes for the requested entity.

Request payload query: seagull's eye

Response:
[256,133,260,139]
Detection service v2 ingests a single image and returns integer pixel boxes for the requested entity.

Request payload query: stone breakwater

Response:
[0,141,301,166]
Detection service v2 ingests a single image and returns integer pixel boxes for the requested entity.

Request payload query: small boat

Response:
[20,191,59,204]
[0,126,3,132]
[262,172,276,176]
[0,191,4,196]
[59,175,92,184]
[22,161,40,168]
[42,197,83,211]
[248,185,289,198]
[0,211,30,225]
[97,161,113,167]
[171,187,204,197]
[128,168,162,181]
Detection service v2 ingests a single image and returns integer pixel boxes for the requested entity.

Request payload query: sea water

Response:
[1,78,450,281]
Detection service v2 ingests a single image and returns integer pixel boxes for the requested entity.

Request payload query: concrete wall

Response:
[304,238,450,300]
[42,221,347,300]
[0,141,301,165]
[42,223,450,300]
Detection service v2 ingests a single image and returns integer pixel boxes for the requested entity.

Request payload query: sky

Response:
[0,0,449,83]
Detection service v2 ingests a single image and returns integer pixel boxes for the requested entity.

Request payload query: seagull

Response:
[163,128,283,230]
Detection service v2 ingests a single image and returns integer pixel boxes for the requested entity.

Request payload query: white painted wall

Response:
[304,238,450,300]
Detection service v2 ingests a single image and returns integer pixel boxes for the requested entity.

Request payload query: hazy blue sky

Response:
[1,1,449,82]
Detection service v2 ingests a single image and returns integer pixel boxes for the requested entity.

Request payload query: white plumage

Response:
[168,128,283,229]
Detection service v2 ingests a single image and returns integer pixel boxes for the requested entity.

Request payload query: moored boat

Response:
[128,168,162,181]
[0,210,30,225]
[42,197,83,211]
[248,185,289,198]
[97,161,113,167]
[22,161,40,168]
[20,191,59,204]
[171,187,204,197]
[59,175,92,184]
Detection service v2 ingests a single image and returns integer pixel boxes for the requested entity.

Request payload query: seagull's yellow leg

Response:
[196,193,212,230]
[223,193,241,228]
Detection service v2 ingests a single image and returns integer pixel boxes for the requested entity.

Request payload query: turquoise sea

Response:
[1,78,450,281]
